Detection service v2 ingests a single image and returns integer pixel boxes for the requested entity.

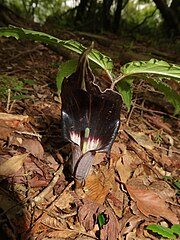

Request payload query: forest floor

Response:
[0,28,180,240]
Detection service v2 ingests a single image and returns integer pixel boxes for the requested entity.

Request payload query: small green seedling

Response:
[97,213,107,229]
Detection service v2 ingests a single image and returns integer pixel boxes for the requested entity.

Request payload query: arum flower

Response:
[61,46,122,183]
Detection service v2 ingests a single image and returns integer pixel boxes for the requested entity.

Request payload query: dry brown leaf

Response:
[120,215,143,236]
[107,191,124,218]
[0,113,29,123]
[83,166,114,204]
[93,152,106,165]
[99,207,120,240]
[78,200,100,231]
[126,179,179,224]
[116,157,132,184]
[29,176,48,187]
[0,113,29,128]
[55,191,74,210]
[42,216,65,230]
[46,229,78,239]
[110,141,122,162]
[116,143,142,183]
[149,180,176,200]
[0,153,28,176]
[21,139,44,159]
[0,125,13,140]
[125,129,155,150]
[129,140,150,162]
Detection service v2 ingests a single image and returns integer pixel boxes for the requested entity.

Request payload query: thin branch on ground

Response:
[33,165,64,205]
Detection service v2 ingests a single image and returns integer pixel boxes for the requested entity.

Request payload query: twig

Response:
[33,165,64,205]
[14,130,42,139]
[8,46,40,62]
[126,100,136,126]
[8,99,16,113]
[6,89,11,112]
[6,89,16,113]
[134,104,180,120]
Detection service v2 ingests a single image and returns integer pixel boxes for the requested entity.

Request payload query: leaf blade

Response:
[0,26,113,71]
[116,78,133,112]
[56,59,78,94]
[147,77,180,115]
[121,59,180,80]
[146,224,176,239]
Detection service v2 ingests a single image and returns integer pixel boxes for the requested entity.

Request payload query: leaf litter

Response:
[0,34,179,240]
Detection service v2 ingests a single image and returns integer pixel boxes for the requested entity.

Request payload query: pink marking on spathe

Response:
[70,131,81,146]
[70,131,101,152]
[86,137,100,151]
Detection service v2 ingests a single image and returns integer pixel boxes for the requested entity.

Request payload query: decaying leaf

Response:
[0,125,13,140]
[42,215,66,230]
[120,215,143,236]
[55,191,74,210]
[83,166,114,204]
[46,229,78,239]
[115,143,142,183]
[125,129,156,150]
[0,112,29,125]
[106,182,124,218]
[126,178,179,224]
[99,207,120,240]
[0,153,28,176]
[21,139,44,159]
[78,200,100,231]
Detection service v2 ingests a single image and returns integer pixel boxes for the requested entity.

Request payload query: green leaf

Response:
[171,224,180,235]
[56,59,78,93]
[116,78,133,112]
[147,77,180,115]
[146,224,176,239]
[121,59,180,80]
[0,26,113,72]
[97,213,106,229]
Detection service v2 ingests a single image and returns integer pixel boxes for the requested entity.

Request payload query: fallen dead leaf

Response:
[78,200,100,231]
[83,166,114,204]
[0,113,29,131]
[42,215,66,230]
[46,229,78,239]
[116,143,142,184]
[120,215,143,236]
[0,153,28,176]
[0,125,13,140]
[99,207,120,240]
[21,139,44,159]
[107,191,124,218]
[0,112,29,123]
[125,129,156,150]
[55,191,74,210]
[126,178,179,224]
